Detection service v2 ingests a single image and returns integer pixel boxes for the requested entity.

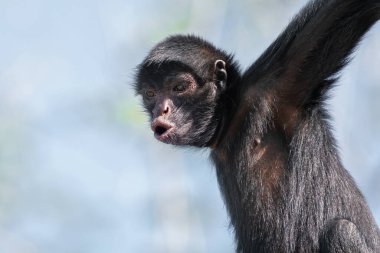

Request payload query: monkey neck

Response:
[208,111,226,149]
[208,85,239,149]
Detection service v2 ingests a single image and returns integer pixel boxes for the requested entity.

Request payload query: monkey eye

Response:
[145,90,156,98]
[173,84,186,92]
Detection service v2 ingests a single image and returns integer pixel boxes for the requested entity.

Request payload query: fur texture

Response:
[135,0,380,252]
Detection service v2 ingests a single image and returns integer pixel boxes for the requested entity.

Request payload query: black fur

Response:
[134,0,380,252]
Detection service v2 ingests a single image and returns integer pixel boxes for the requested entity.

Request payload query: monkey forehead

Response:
[145,47,216,68]
[134,35,241,93]
[141,35,230,73]
[136,60,204,84]
[140,58,213,82]
[148,35,225,62]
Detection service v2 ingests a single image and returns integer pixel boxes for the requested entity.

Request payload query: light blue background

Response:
[0,0,379,252]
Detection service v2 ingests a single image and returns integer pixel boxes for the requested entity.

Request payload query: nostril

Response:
[163,106,169,114]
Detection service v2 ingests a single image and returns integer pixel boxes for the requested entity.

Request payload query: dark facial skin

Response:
[138,62,227,147]
[142,72,206,144]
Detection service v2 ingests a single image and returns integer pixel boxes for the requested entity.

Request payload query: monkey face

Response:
[139,71,220,147]
[135,37,233,147]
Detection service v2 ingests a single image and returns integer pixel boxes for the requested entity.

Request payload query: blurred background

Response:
[0,0,379,252]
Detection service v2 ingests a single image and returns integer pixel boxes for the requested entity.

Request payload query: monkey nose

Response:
[161,105,170,115]
[156,99,171,116]
[159,102,171,116]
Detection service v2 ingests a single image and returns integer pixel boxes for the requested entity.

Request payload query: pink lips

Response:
[151,119,174,142]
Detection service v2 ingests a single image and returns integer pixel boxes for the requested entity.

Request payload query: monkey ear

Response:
[214,60,227,90]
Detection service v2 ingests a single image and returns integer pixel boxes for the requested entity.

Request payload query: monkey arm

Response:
[241,0,380,109]
[320,219,375,253]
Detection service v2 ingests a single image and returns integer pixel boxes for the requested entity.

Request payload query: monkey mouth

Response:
[151,119,174,142]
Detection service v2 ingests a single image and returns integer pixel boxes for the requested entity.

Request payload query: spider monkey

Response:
[134,0,380,252]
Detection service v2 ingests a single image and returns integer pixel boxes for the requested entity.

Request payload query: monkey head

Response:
[134,35,240,147]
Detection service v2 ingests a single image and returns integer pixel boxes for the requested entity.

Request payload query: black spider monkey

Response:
[134,0,380,252]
